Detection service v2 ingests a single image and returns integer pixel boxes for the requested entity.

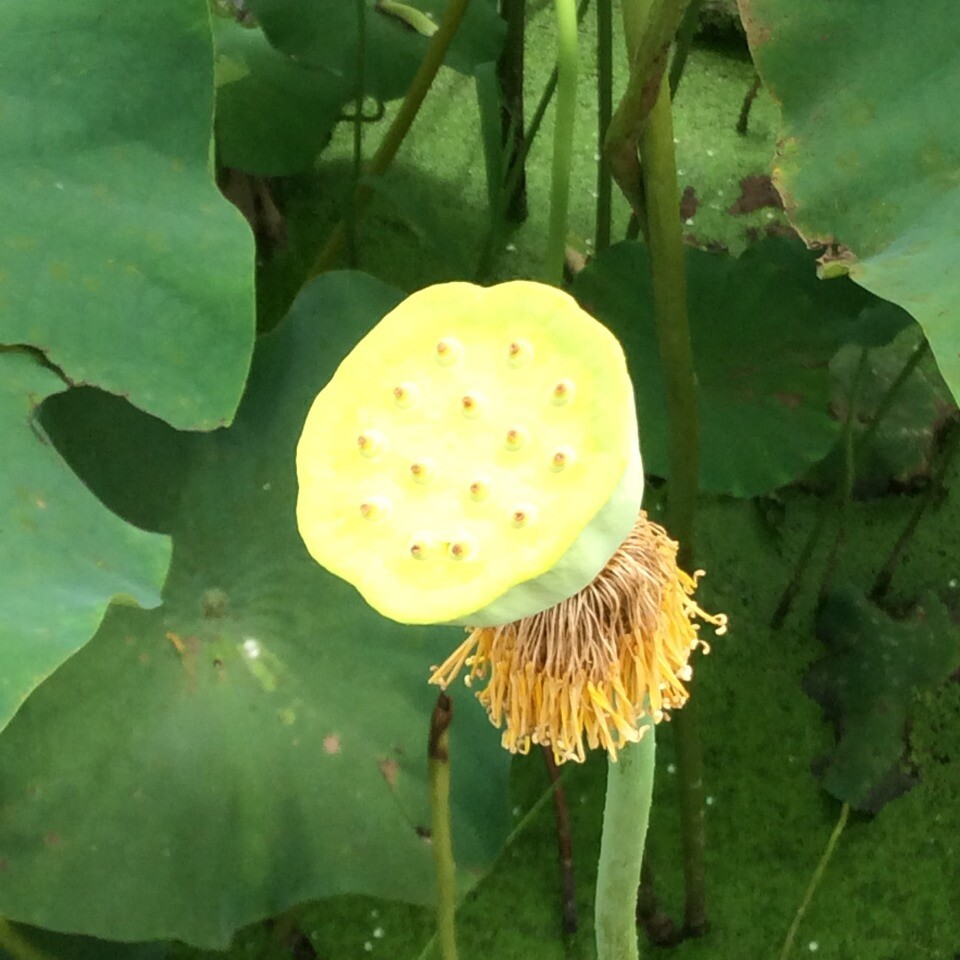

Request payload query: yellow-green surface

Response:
[295,281,640,625]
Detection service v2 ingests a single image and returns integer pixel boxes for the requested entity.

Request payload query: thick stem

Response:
[429,693,458,960]
[639,74,705,933]
[595,727,656,960]
[310,0,472,277]
[639,76,697,554]
[595,0,614,252]
[498,0,528,223]
[542,746,579,934]
[545,0,580,285]
[668,0,702,97]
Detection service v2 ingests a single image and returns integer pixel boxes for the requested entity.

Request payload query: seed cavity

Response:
[359,497,390,521]
[506,338,534,368]
[468,478,491,501]
[550,446,575,472]
[435,337,463,366]
[460,392,485,419]
[392,382,419,409]
[504,426,528,452]
[410,459,435,484]
[550,379,575,405]
[357,430,387,458]
[511,504,537,528]
[448,538,476,561]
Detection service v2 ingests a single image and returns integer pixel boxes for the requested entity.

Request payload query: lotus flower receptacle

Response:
[296,280,643,626]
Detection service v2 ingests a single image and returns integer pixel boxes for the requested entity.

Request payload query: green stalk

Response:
[638,73,705,934]
[870,418,960,601]
[771,337,931,628]
[778,803,849,960]
[345,0,367,267]
[595,728,656,960]
[545,0,580,285]
[0,920,54,960]
[475,0,592,281]
[498,0,528,223]
[310,0,472,277]
[668,0,702,97]
[595,0,614,252]
[429,693,458,960]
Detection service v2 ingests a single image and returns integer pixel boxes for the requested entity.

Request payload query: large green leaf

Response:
[0,0,254,429]
[571,238,909,496]
[245,0,506,102]
[0,274,512,948]
[0,351,169,732]
[214,17,353,175]
[738,0,960,405]
[806,588,960,812]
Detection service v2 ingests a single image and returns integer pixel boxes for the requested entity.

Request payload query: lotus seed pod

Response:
[296,280,643,626]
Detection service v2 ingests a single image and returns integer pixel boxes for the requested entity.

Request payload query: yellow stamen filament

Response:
[429,512,727,764]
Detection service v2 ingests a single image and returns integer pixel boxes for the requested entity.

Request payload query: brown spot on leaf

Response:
[775,391,804,409]
[728,175,783,215]
[378,758,400,788]
[323,733,341,755]
[0,858,8,872]
[679,185,699,220]
[44,832,61,847]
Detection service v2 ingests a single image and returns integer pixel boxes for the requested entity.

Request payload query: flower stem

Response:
[595,0,614,252]
[638,72,706,934]
[475,0,592,281]
[545,0,580,285]
[309,0,472,278]
[778,803,849,960]
[542,746,579,933]
[771,336,931,628]
[345,0,367,267]
[595,727,656,960]
[498,0,528,223]
[667,0,702,97]
[429,692,458,960]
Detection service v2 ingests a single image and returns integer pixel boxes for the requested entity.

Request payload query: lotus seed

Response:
[392,383,418,408]
[461,392,485,418]
[410,460,434,483]
[359,498,390,521]
[505,427,527,451]
[550,447,575,472]
[449,539,475,561]
[507,338,534,367]
[435,337,462,365]
[469,479,491,501]
[357,431,386,458]
[409,542,425,559]
[551,380,574,405]
[511,505,536,528]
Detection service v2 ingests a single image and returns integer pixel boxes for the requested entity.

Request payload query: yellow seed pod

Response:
[296,280,643,626]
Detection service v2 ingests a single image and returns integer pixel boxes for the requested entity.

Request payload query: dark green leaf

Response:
[214,17,352,175]
[572,238,889,496]
[0,352,169,732]
[0,273,511,948]
[806,588,960,812]
[0,0,254,429]
[740,0,960,406]
[246,0,506,102]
